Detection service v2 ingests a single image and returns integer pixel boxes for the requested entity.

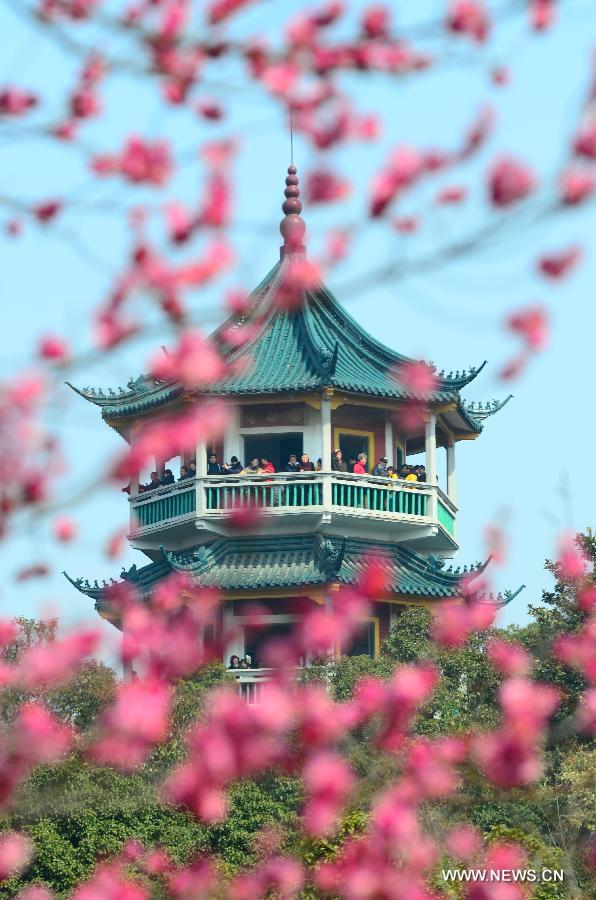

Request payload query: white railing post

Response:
[425,413,438,520]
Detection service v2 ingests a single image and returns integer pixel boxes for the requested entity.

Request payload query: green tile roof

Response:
[65,534,498,604]
[67,258,489,425]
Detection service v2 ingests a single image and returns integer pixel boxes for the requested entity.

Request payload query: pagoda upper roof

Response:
[68,166,510,434]
[68,258,488,419]
[64,534,523,610]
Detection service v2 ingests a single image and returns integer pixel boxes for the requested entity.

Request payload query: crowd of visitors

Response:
[228,654,253,670]
[134,450,428,492]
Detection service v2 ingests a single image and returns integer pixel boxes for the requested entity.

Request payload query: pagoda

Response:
[67,166,514,695]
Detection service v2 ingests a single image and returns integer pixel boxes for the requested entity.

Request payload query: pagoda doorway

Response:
[243,432,303,472]
[334,429,375,468]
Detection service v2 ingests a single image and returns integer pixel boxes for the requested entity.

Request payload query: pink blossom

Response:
[472,728,545,788]
[485,522,507,566]
[17,703,73,763]
[207,0,253,26]
[230,856,304,900]
[18,630,99,689]
[150,331,227,389]
[393,360,438,396]
[487,638,532,676]
[506,305,548,351]
[89,677,172,770]
[168,858,217,899]
[578,585,596,614]
[15,563,50,582]
[16,886,55,899]
[436,185,468,205]
[195,97,225,121]
[0,832,32,880]
[574,119,596,160]
[499,677,559,735]
[554,621,596,683]
[447,1,491,43]
[0,619,17,648]
[560,168,595,205]
[303,751,354,836]
[0,87,38,116]
[432,600,496,648]
[197,171,230,228]
[165,203,194,244]
[491,66,511,86]
[499,351,529,381]
[392,215,420,234]
[488,156,536,207]
[72,862,148,900]
[446,824,482,860]
[92,137,172,186]
[53,515,77,542]
[530,0,556,31]
[33,200,62,223]
[305,169,351,204]
[38,334,70,363]
[362,5,391,39]
[459,104,495,159]
[370,146,424,217]
[537,245,582,280]
[557,533,587,579]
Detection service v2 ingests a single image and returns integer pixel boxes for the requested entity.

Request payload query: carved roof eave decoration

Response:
[64,537,516,609]
[460,394,514,429]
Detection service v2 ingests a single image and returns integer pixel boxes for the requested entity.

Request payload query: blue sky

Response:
[1,1,595,661]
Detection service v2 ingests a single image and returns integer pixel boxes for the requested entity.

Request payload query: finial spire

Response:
[280,165,306,258]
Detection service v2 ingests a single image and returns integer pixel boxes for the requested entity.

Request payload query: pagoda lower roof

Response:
[68,258,490,428]
[64,534,513,607]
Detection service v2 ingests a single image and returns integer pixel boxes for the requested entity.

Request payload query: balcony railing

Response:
[231,668,273,705]
[129,472,457,538]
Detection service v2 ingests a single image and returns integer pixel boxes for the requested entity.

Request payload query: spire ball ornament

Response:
[280,165,306,257]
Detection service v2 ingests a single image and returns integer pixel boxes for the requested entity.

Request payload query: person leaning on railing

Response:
[241,458,262,475]
[331,448,347,472]
[207,453,223,475]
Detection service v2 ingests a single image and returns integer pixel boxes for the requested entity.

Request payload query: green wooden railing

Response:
[131,476,448,531]
[133,487,195,528]
[332,480,428,516]
[205,479,323,510]
[438,498,456,535]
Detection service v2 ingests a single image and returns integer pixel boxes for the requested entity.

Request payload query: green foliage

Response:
[208,776,303,870]
[2,534,595,895]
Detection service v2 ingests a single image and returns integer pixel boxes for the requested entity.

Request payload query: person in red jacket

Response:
[353,453,368,474]
[261,457,275,474]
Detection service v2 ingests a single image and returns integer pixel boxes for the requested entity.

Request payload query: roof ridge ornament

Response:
[280,165,306,258]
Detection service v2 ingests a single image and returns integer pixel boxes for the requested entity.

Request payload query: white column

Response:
[196,439,207,477]
[321,393,332,509]
[321,395,332,469]
[425,412,438,519]
[223,604,244,663]
[129,429,139,495]
[196,438,207,516]
[223,403,241,465]
[384,411,394,466]
[446,442,456,503]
